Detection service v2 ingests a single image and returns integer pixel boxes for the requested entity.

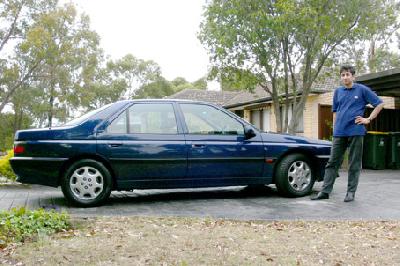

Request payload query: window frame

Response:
[178,103,245,136]
[105,102,180,135]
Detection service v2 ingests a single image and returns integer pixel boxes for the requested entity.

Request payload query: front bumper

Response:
[10,157,68,187]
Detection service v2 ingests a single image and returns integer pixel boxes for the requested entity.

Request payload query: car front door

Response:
[178,103,265,184]
[96,102,187,189]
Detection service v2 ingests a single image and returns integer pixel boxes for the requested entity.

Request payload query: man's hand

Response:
[355,116,370,125]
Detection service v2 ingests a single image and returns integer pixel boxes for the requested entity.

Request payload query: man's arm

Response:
[332,112,336,127]
[355,103,385,125]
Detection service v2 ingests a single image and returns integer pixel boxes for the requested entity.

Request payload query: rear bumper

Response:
[10,157,68,187]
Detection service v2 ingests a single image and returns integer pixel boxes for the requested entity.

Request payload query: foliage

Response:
[191,77,207,90]
[0,150,16,180]
[135,77,174,99]
[199,0,400,133]
[17,3,104,127]
[0,0,58,113]
[333,0,400,74]
[0,207,70,247]
[135,76,208,99]
[0,114,16,150]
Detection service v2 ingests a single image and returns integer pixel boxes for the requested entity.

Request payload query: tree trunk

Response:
[47,94,54,128]
[47,81,55,127]
[271,83,282,133]
[282,37,290,133]
[368,39,376,72]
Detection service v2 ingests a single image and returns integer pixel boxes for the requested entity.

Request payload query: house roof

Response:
[310,74,340,94]
[167,75,341,109]
[357,68,400,97]
[165,89,240,106]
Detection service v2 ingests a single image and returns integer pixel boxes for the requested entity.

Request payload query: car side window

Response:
[180,104,244,135]
[107,103,178,134]
[107,111,128,134]
[128,103,178,134]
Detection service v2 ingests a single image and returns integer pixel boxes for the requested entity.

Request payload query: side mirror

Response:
[244,125,256,140]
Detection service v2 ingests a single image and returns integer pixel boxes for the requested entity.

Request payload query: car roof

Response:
[115,99,218,105]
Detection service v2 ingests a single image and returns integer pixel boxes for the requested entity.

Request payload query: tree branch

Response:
[0,60,42,112]
[0,2,23,53]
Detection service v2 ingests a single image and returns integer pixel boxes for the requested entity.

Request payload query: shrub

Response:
[0,149,16,181]
[0,207,70,247]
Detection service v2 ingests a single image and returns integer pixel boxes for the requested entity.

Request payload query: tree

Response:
[134,77,174,99]
[17,3,103,126]
[192,77,207,90]
[0,0,57,112]
[134,76,209,99]
[106,54,162,99]
[199,0,400,133]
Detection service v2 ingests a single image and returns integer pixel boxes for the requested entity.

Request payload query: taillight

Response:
[14,145,25,154]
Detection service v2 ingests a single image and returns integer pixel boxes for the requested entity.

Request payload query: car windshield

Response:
[63,104,112,126]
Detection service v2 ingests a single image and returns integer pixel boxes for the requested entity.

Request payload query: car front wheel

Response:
[61,159,112,207]
[275,153,315,197]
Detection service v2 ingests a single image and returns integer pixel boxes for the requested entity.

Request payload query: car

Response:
[10,100,331,207]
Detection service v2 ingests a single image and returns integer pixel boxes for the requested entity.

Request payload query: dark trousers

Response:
[321,136,364,194]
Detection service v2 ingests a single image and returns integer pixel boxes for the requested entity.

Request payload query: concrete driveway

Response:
[0,169,399,220]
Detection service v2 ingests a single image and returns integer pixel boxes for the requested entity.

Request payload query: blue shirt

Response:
[333,83,382,137]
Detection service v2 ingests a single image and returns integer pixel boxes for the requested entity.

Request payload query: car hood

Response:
[260,132,331,146]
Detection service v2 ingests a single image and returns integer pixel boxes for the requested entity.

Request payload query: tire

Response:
[275,153,315,197]
[61,159,112,207]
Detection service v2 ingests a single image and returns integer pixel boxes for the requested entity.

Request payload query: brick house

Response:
[168,70,399,140]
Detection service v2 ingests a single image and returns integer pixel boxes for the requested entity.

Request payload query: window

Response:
[234,110,244,118]
[262,109,270,132]
[106,103,178,134]
[64,104,112,126]
[280,104,304,133]
[251,110,261,129]
[107,111,127,134]
[180,104,244,135]
[128,103,177,134]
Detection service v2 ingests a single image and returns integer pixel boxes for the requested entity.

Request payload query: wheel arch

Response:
[272,148,321,183]
[58,154,117,189]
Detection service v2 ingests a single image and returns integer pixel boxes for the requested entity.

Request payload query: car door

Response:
[96,102,187,188]
[177,103,265,183]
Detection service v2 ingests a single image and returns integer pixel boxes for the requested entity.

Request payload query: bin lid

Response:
[367,131,389,135]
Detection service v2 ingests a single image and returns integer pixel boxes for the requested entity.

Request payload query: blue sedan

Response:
[10,100,331,207]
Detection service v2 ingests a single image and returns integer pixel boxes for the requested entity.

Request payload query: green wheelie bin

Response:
[387,132,400,169]
[362,131,388,170]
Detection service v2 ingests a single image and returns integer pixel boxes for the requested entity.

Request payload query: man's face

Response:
[340,71,355,87]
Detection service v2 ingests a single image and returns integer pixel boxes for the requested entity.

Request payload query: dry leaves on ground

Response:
[2,217,399,265]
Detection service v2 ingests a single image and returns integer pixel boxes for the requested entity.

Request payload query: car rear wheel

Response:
[275,153,315,197]
[61,159,112,207]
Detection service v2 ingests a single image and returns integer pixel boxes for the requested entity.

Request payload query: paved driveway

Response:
[0,170,399,220]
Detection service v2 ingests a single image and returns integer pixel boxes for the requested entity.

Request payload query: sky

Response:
[71,0,209,82]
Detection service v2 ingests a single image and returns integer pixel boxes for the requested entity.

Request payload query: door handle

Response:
[192,144,206,148]
[108,142,123,147]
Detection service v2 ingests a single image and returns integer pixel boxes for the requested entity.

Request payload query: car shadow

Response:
[44,185,281,209]
[106,185,280,205]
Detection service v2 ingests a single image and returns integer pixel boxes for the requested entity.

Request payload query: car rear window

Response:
[63,104,112,126]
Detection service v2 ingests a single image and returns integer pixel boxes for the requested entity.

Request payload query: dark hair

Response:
[340,65,355,75]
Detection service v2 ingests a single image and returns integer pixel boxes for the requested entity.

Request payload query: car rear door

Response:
[177,103,265,184]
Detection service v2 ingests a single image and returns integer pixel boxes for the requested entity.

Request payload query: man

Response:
[311,65,384,202]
